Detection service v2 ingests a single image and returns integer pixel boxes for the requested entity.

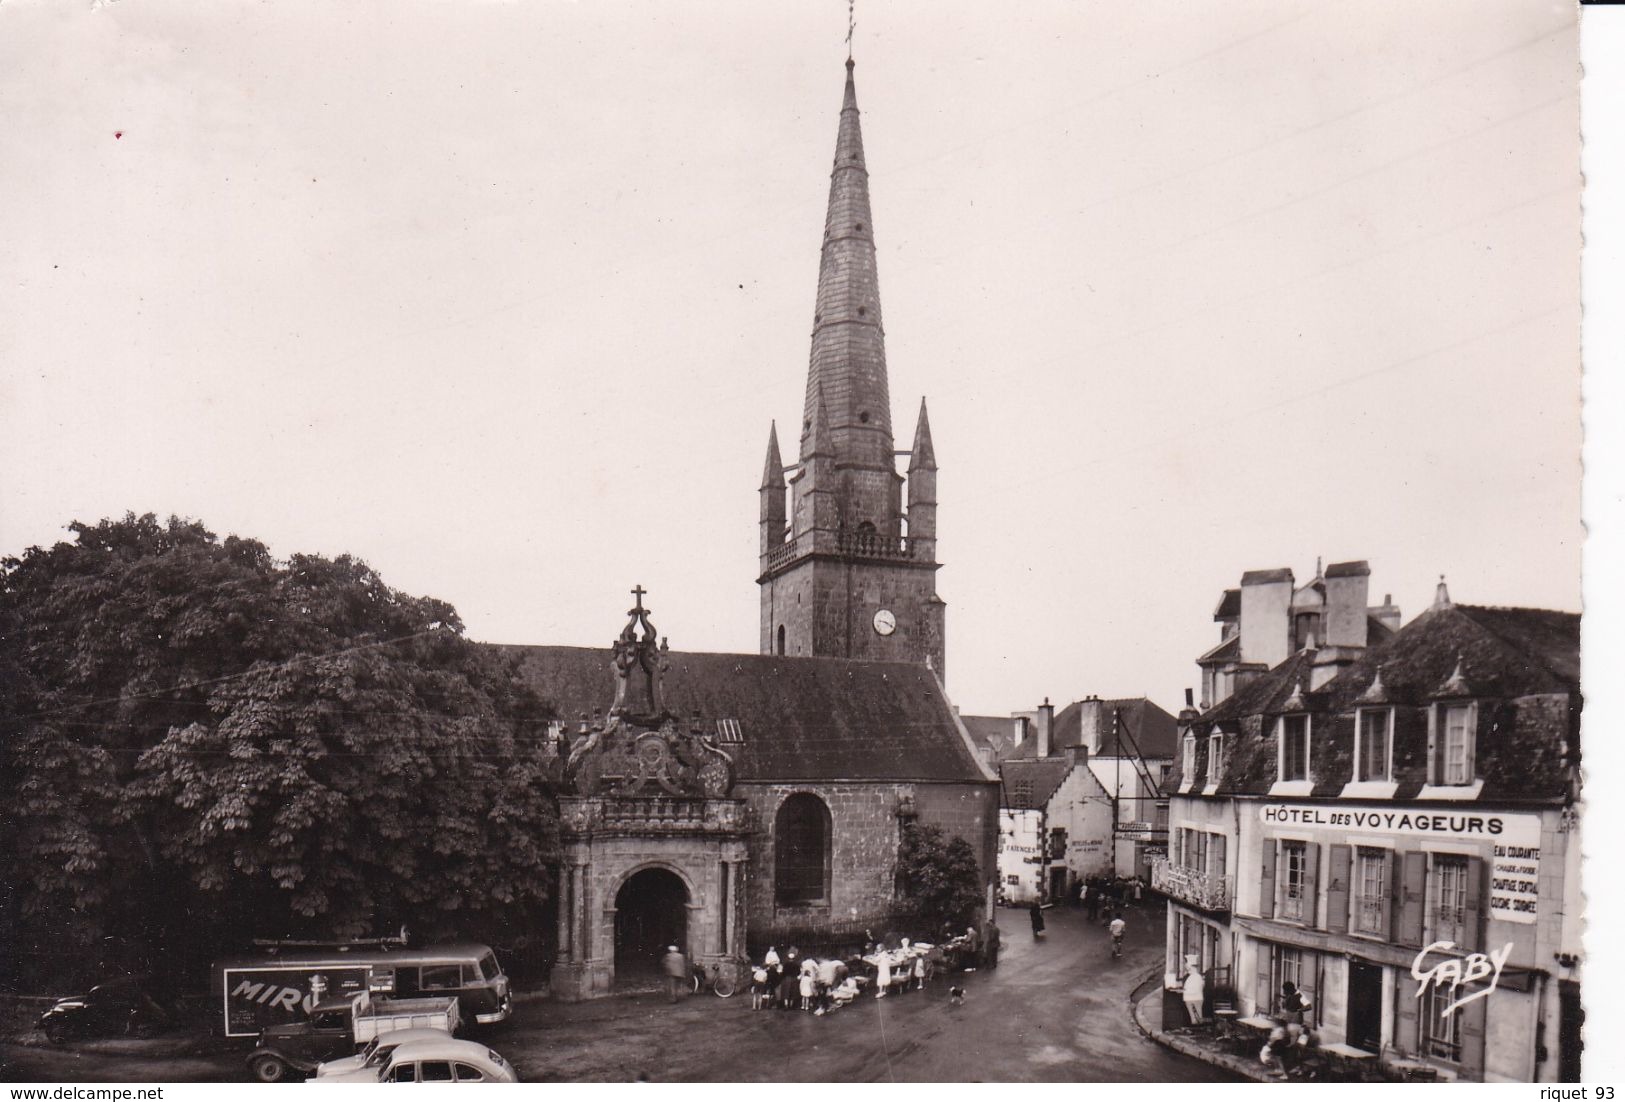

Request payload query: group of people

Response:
[1259,981,1318,1078]
[744,922,1002,1016]
[1077,874,1145,921]
[749,947,862,1015]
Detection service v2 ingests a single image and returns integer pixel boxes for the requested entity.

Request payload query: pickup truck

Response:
[245,993,460,1083]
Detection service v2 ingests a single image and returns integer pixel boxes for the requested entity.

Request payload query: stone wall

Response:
[760,556,944,675]
[739,779,996,952]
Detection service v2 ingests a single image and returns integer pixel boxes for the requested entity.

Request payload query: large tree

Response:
[894,822,985,934]
[0,514,558,989]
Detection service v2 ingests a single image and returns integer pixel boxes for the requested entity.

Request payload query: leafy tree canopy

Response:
[0,514,558,987]
[894,822,984,933]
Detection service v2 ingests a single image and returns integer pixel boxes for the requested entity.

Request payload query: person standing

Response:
[1183,963,1206,1026]
[964,924,982,970]
[1029,900,1046,938]
[1085,878,1101,921]
[982,918,1001,969]
[662,945,687,1004]
[780,947,801,1009]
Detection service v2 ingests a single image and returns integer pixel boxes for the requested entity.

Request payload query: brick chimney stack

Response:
[1036,697,1055,758]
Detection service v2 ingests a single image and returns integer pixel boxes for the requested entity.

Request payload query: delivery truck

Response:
[212,941,509,1038]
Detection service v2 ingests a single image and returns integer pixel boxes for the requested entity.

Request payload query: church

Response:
[501,58,1000,1000]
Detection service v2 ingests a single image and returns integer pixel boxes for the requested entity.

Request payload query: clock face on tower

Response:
[873,609,897,636]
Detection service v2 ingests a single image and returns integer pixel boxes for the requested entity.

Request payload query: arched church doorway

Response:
[614,868,689,988]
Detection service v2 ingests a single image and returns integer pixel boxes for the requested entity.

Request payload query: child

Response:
[799,962,816,1010]
[751,966,769,1010]
[913,952,928,991]
[831,977,859,1007]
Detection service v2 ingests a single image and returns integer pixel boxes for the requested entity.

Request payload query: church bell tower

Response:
[758,58,946,681]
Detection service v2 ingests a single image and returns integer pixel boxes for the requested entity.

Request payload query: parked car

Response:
[38,976,172,1045]
[246,993,460,1083]
[312,1028,453,1080]
[314,1036,518,1083]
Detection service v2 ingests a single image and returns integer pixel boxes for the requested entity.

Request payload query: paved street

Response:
[1,902,1233,1083]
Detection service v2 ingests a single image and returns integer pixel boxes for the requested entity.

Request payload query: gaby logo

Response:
[1411,941,1513,1017]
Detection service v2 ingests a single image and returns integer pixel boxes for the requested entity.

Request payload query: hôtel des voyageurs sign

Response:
[1258,804,1542,924]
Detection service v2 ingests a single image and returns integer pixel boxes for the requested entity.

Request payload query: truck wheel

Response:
[249,1056,288,1084]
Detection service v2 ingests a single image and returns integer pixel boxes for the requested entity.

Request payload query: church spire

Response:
[760,420,785,490]
[803,57,892,470]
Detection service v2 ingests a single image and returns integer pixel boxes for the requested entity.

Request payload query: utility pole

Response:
[1111,708,1121,879]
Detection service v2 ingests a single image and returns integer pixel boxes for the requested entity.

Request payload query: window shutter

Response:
[1463,857,1486,954]
[1377,853,1393,941]
[1426,705,1439,786]
[1397,851,1427,946]
[1459,988,1489,1079]
[1464,701,1479,784]
[1298,953,1319,1027]
[1259,840,1277,920]
[1255,942,1275,1015]
[1394,975,1419,1057]
[1214,835,1227,878]
[1303,843,1321,929]
[1326,844,1351,935]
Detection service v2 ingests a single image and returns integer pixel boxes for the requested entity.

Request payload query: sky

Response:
[0,0,1585,720]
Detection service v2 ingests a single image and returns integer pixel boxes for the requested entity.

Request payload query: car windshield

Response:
[479,952,500,981]
[358,1038,385,1065]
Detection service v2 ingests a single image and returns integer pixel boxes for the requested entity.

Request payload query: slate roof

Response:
[489,644,993,784]
[1050,697,1180,759]
[1324,604,1578,709]
[1173,604,1579,803]
[1000,758,1073,810]
[959,714,1018,762]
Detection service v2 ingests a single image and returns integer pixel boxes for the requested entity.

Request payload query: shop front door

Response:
[1347,960,1383,1053]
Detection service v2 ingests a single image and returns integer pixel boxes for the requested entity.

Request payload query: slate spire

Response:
[908,397,936,472]
[802,58,892,470]
[760,420,785,490]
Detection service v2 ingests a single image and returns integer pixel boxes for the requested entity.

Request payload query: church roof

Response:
[491,644,992,785]
[802,59,894,470]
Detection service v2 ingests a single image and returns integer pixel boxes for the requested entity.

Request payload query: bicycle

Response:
[690,961,738,998]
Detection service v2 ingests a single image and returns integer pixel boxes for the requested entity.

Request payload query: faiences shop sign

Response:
[1258,803,1541,925]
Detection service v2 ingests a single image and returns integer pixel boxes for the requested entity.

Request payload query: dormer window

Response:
[1355,708,1392,782]
[1438,703,1476,785]
[1278,714,1310,782]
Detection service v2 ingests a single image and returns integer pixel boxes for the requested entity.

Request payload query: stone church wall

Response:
[739,780,998,953]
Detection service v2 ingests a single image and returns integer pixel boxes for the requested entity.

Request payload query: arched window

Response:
[777,624,786,656]
[774,793,832,905]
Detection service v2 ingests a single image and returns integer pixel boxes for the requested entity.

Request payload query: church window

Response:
[774,793,832,905]
[776,625,786,656]
[859,410,870,423]
[855,222,864,231]
[857,306,867,316]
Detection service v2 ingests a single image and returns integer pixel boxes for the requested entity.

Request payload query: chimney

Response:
[1239,568,1294,669]
[1037,697,1055,758]
[1323,560,1371,648]
[1011,715,1030,753]
[1078,696,1105,755]
[1369,593,1402,633]
[1179,687,1199,723]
